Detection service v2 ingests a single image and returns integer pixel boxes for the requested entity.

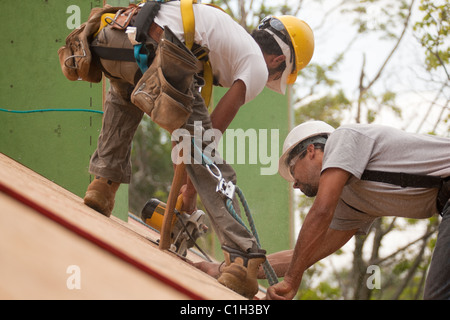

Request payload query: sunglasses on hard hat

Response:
[258,16,295,72]
[258,16,288,39]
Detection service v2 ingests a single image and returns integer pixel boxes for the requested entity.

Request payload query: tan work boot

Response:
[83,176,120,217]
[217,245,266,299]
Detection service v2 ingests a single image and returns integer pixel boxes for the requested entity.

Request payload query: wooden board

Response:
[0,153,244,300]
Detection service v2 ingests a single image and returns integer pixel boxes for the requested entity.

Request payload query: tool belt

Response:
[131,26,201,133]
[361,170,450,216]
[58,5,126,83]
[58,1,213,132]
[58,3,163,81]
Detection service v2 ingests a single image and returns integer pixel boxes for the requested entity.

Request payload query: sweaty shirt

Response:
[154,2,268,103]
[322,124,450,234]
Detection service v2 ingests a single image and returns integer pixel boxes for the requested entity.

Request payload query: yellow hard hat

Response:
[259,15,314,89]
[276,15,314,84]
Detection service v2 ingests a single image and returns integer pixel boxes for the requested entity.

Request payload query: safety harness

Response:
[90,0,215,106]
[361,170,450,216]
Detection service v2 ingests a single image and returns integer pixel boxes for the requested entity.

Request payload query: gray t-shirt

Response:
[322,124,450,234]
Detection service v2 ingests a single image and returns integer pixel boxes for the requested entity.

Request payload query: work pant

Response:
[424,196,450,300]
[89,26,259,254]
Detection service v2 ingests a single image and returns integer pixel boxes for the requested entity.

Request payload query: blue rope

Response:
[0,108,104,115]
[192,138,279,285]
[225,189,279,286]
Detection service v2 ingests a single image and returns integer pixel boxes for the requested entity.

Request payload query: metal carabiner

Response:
[205,162,222,182]
[205,163,235,200]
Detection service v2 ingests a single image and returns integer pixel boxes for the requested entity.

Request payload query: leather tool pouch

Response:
[131,47,196,133]
[58,5,124,83]
[131,27,201,133]
[58,22,103,82]
[109,5,140,30]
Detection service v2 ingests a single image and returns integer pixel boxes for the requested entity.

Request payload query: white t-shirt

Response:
[322,124,450,234]
[154,2,268,103]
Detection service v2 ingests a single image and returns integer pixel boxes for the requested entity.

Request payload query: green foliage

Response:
[295,90,351,128]
[298,281,342,300]
[129,117,173,215]
[413,0,450,73]
[342,0,412,39]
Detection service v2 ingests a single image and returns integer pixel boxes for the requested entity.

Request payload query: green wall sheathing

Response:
[0,0,128,220]
[214,87,292,256]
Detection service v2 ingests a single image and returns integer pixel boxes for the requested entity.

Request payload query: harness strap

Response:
[134,1,162,43]
[90,46,136,62]
[361,170,449,215]
[361,170,443,189]
[180,0,196,50]
[201,60,213,107]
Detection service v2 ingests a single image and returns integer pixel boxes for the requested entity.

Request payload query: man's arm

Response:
[266,168,352,300]
[260,227,356,279]
[210,79,246,133]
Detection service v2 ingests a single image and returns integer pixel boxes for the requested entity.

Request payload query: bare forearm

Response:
[284,210,331,286]
[210,80,246,133]
[258,250,293,278]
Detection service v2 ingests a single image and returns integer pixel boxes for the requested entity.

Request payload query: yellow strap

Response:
[93,13,116,38]
[201,60,213,108]
[180,0,197,50]
[180,0,217,108]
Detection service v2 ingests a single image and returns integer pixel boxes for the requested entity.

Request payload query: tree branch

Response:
[365,0,416,91]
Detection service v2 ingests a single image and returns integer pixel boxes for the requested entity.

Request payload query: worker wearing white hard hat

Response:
[278,120,335,183]
[195,120,450,300]
[266,121,450,300]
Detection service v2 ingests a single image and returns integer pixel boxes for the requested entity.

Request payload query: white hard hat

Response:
[278,120,335,182]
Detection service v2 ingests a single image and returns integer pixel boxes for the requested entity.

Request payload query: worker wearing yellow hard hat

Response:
[60,1,316,301]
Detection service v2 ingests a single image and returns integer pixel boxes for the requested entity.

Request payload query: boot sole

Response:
[84,191,112,217]
[218,273,257,300]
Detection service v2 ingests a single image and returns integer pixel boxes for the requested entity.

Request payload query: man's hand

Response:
[266,169,354,300]
[265,279,297,300]
[192,261,222,279]
[179,184,197,214]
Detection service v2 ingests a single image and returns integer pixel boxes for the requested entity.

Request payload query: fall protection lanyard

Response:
[191,138,279,285]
